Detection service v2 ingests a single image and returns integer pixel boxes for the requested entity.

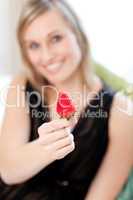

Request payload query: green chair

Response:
[94,62,133,99]
[117,170,133,200]
[95,62,133,200]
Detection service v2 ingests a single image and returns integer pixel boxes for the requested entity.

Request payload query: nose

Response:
[40,45,55,65]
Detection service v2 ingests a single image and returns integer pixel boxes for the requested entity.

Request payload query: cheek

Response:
[27,51,40,66]
[60,38,82,63]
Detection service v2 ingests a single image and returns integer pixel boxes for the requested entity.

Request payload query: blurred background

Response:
[0,0,133,126]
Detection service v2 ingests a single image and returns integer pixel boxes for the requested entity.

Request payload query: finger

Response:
[52,133,74,150]
[38,118,70,135]
[69,116,78,129]
[55,142,75,160]
[38,128,69,145]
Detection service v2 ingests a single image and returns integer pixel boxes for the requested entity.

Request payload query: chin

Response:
[40,65,79,85]
[47,73,71,86]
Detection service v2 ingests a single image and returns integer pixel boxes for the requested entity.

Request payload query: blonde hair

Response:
[17,0,94,91]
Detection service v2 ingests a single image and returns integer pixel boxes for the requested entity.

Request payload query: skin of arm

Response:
[0,75,74,185]
[85,93,133,200]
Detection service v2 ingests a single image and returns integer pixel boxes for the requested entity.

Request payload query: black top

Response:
[0,80,115,200]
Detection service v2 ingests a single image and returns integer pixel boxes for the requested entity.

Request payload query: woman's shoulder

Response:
[108,91,133,147]
[6,73,29,107]
[10,73,28,86]
[93,77,133,146]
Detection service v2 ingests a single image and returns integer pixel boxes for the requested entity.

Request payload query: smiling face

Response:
[23,9,82,85]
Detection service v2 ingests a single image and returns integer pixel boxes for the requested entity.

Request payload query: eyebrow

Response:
[24,29,62,43]
[47,29,61,37]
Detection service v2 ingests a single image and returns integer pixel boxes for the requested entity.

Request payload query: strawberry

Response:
[56,91,76,120]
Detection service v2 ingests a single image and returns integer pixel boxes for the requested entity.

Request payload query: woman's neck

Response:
[56,68,84,93]
[47,68,86,105]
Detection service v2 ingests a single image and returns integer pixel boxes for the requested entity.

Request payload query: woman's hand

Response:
[37,118,75,160]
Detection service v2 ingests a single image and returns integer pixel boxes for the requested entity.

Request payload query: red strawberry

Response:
[56,91,76,120]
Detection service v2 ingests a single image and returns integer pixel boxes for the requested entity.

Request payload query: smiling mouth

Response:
[45,62,63,74]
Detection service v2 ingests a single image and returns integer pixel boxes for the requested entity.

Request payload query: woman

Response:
[0,0,133,199]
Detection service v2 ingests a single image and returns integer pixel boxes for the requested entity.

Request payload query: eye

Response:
[51,34,63,43]
[29,42,40,50]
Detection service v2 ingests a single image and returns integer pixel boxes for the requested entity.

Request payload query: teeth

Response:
[47,63,61,70]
